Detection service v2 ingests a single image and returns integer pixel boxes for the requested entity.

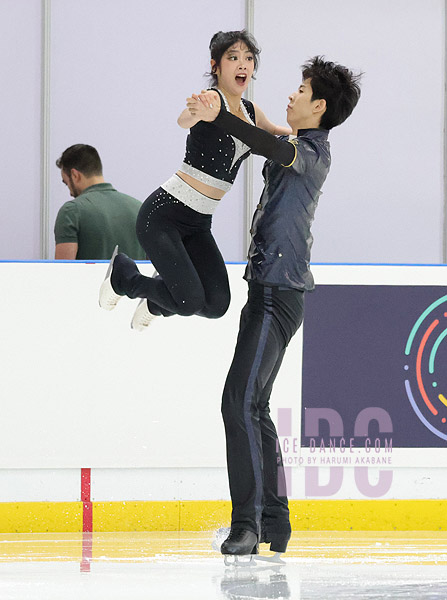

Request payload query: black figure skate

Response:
[221,528,258,566]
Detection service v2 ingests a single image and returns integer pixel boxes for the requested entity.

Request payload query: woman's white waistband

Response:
[177,162,232,193]
[161,174,220,215]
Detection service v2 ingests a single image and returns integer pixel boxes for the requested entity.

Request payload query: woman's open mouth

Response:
[235,74,247,86]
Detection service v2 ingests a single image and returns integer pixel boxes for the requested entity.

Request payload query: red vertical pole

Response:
[81,468,93,532]
[80,468,93,573]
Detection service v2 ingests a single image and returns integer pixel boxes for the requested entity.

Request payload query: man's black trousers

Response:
[221,280,304,538]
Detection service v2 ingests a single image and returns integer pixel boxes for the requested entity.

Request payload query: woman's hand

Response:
[187,90,221,122]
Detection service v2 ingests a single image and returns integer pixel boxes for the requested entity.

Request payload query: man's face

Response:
[286,78,320,130]
[61,169,80,198]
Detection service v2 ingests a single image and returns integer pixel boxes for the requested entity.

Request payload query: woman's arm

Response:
[253,102,293,136]
[177,107,200,129]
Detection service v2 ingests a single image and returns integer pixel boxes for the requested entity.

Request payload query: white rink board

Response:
[0,262,302,469]
[1,263,447,469]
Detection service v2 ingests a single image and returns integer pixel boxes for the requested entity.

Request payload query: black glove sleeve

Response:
[213,108,296,166]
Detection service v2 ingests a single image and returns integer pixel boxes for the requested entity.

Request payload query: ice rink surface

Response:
[1,531,447,599]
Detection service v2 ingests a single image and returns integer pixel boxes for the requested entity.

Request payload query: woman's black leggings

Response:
[112,187,230,319]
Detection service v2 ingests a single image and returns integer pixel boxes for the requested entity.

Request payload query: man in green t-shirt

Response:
[54,144,145,260]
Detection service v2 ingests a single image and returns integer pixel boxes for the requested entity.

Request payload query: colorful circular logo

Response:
[404,295,447,440]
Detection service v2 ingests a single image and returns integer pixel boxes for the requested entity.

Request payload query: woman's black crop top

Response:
[178,89,256,192]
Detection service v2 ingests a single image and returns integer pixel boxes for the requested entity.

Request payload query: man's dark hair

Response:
[207,30,261,87]
[302,56,362,130]
[56,144,103,176]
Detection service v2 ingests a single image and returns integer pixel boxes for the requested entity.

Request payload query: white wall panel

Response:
[252,0,445,264]
[49,0,246,261]
[0,0,445,264]
[2,465,447,502]
[89,465,447,501]
[91,468,231,501]
[0,469,80,502]
[0,0,41,259]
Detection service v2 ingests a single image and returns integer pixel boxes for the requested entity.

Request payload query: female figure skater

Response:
[99,30,291,330]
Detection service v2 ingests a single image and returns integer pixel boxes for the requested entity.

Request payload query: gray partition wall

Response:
[251,0,446,264]
[0,0,42,260]
[0,0,446,263]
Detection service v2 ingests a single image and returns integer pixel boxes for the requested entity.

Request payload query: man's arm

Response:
[55,242,78,259]
[214,109,296,164]
[54,202,80,259]
[190,93,296,166]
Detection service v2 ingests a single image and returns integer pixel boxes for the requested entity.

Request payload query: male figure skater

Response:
[188,56,361,559]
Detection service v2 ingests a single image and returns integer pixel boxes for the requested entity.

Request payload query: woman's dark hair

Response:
[302,56,362,130]
[207,30,261,87]
[56,144,103,176]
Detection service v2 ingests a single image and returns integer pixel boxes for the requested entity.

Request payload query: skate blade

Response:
[104,245,119,280]
[254,552,285,565]
[99,244,121,310]
[224,555,256,567]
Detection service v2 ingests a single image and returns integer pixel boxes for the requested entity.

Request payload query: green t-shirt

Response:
[54,183,146,260]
